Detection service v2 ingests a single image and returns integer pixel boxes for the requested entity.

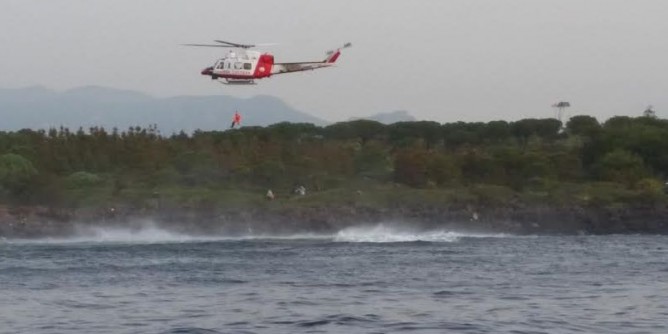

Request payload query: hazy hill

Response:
[0,86,327,133]
[350,110,417,124]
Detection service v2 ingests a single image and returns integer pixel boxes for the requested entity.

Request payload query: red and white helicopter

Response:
[185,40,351,85]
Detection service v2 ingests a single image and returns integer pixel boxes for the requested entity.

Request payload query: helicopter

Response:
[185,40,351,85]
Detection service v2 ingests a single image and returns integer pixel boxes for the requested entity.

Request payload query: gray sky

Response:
[1,0,667,123]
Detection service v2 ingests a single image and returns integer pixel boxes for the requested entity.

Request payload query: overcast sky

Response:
[1,0,666,123]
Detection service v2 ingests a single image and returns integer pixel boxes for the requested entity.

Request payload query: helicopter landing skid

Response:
[220,78,256,85]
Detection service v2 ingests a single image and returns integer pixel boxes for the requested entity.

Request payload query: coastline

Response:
[2,202,668,239]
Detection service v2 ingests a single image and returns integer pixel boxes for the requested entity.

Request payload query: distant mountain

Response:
[0,86,327,133]
[350,110,417,124]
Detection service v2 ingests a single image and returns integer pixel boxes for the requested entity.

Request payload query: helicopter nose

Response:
[201,66,213,75]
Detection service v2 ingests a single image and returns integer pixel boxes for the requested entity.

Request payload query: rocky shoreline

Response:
[2,203,668,239]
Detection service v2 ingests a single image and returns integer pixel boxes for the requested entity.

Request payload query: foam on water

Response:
[2,222,510,245]
[333,224,507,243]
[9,225,218,245]
[78,225,214,244]
[3,223,333,245]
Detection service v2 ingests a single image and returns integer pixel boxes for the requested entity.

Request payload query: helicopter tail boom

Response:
[271,42,351,75]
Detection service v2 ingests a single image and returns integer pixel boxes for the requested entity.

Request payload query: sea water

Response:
[1,223,667,333]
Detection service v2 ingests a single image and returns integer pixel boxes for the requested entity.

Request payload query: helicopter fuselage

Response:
[194,41,350,85]
[201,50,274,84]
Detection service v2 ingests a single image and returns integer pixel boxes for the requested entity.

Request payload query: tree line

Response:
[0,115,667,206]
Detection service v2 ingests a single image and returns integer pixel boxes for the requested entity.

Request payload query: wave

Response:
[74,226,331,244]
[333,224,508,243]
[2,222,509,245]
[7,225,219,245]
[3,223,332,245]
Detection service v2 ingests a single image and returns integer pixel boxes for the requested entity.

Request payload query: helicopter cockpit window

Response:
[216,62,225,70]
[243,63,252,70]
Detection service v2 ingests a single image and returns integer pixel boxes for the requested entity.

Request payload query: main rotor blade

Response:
[183,44,235,48]
[214,40,252,48]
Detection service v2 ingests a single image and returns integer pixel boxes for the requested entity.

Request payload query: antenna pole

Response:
[552,101,571,124]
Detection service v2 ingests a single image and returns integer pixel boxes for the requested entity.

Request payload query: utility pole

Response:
[643,105,656,118]
[552,101,571,124]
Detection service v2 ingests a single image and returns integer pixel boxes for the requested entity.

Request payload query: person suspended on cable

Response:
[230,111,242,129]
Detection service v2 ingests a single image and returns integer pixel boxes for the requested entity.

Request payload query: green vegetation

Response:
[0,115,667,210]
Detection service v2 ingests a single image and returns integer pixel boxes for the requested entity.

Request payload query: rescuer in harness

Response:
[230,111,241,129]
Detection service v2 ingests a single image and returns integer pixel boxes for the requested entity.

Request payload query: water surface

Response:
[1,224,666,333]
